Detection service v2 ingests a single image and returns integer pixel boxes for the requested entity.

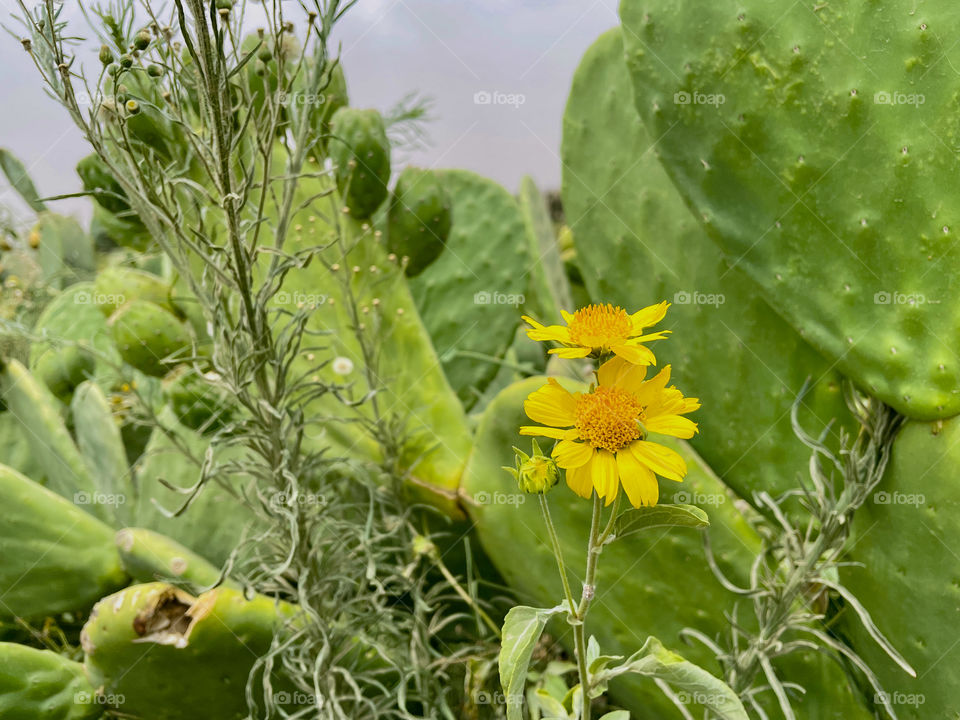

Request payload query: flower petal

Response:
[519,425,569,439]
[592,449,619,505]
[617,447,659,507]
[611,343,656,366]
[524,379,577,427]
[560,309,575,324]
[552,439,593,469]
[523,316,571,343]
[644,415,699,440]
[631,441,687,481]
[630,301,669,332]
[598,355,648,392]
[566,461,594,499]
[635,365,672,406]
[548,346,592,358]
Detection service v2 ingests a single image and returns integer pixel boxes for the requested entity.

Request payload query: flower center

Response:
[575,387,644,452]
[567,304,632,348]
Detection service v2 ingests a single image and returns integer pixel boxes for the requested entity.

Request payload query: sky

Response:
[0,0,619,226]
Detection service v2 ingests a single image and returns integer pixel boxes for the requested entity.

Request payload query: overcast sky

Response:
[0,0,618,225]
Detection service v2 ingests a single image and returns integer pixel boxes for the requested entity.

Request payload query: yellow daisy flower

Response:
[522,302,670,366]
[519,356,699,508]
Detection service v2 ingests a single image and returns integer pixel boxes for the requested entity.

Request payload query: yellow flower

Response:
[519,357,699,508]
[522,302,670,365]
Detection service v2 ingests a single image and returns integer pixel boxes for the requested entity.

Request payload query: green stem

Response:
[539,494,577,615]
[575,493,604,720]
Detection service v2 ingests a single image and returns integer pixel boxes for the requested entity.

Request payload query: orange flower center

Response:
[567,304,632,348]
[575,386,644,452]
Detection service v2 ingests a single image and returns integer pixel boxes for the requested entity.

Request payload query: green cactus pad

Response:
[71,381,131,523]
[28,213,95,290]
[562,28,853,504]
[518,175,571,327]
[82,583,298,719]
[0,643,102,720]
[161,365,233,434]
[0,360,111,521]
[0,463,127,619]
[31,346,95,402]
[386,167,452,276]
[108,300,192,377]
[0,148,46,213]
[328,107,391,219]
[132,409,257,566]
[115,528,223,590]
[619,0,960,420]
[841,418,960,719]
[409,170,529,409]
[462,376,759,716]
[93,265,174,317]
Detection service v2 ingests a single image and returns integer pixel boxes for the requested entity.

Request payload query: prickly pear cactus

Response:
[562,28,853,504]
[840,417,960,719]
[108,299,193,377]
[31,345,95,402]
[619,0,960,420]
[386,166,452,276]
[28,213,95,290]
[161,365,233,434]
[0,463,127,619]
[328,107,391,219]
[115,527,223,590]
[409,170,530,408]
[518,175,571,327]
[0,643,102,720]
[82,583,297,720]
[93,265,174,316]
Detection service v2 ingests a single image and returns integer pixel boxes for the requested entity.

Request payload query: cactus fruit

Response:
[0,643,102,720]
[81,583,298,719]
[161,365,233,434]
[561,28,853,504]
[93,265,174,317]
[619,0,960,421]
[328,107,391,219]
[839,417,960,719]
[385,167,452,276]
[31,345,95,402]
[0,463,127,619]
[108,300,193,377]
[115,528,223,590]
[409,170,530,409]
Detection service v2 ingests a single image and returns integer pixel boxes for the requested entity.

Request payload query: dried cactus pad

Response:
[620,0,960,419]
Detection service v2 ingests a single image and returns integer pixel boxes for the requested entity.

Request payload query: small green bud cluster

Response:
[504,439,560,495]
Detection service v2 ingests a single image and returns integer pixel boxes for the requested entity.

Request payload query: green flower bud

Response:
[125,99,140,115]
[147,63,163,78]
[99,44,113,65]
[134,31,151,51]
[257,46,272,63]
[504,439,560,495]
[120,54,133,69]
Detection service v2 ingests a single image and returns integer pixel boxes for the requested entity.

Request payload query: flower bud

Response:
[120,54,133,69]
[134,31,151,51]
[505,439,560,495]
[147,63,163,78]
[99,45,113,65]
[125,99,140,115]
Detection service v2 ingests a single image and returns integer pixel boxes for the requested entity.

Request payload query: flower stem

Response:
[576,493,604,720]
[539,494,578,616]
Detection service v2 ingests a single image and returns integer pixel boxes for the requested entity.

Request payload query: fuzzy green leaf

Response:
[613,504,709,540]
[499,604,566,720]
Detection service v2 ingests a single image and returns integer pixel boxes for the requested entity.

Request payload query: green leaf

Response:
[533,688,569,719]
[613,504,709,540]
[499,604,567,720]
[0,148,46,212]
[592,637,748,720]
[598,713,630,720]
